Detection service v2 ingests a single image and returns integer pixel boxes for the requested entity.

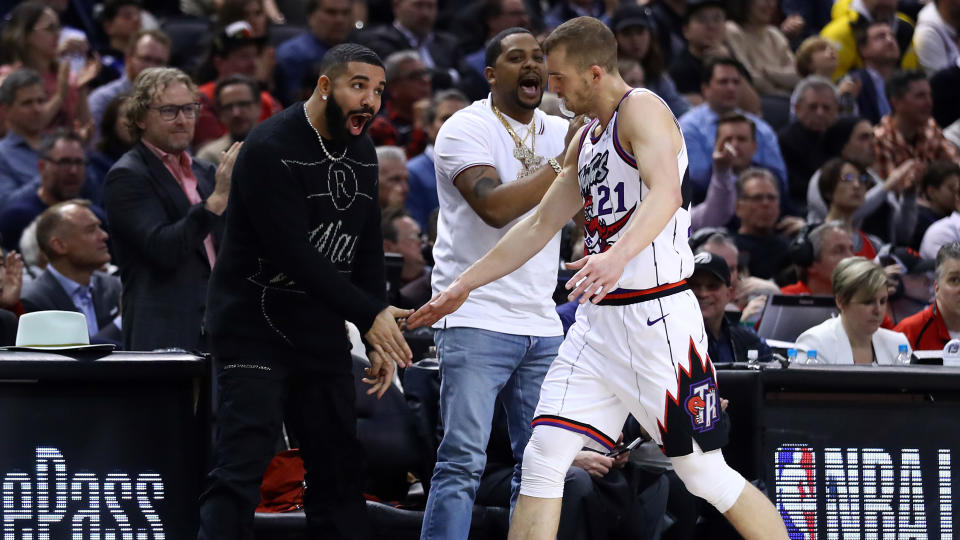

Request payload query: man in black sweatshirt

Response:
[198,44,413,540]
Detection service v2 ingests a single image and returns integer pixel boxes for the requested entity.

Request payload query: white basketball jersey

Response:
[577,88,694,291]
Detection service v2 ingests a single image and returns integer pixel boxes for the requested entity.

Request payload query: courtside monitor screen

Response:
[0,354,207,539]
[765,386,960,537]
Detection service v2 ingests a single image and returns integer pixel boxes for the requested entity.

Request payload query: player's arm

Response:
[565,92,685,304]
[406,127,586,329]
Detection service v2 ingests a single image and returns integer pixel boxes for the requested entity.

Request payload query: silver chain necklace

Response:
[303,103,347,162]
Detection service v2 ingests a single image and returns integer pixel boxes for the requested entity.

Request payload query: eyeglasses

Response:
[742,193,778,203]
[220,100,257,111]
[840,172,870,184]
[149,102,202,120]
[43,157,86,168]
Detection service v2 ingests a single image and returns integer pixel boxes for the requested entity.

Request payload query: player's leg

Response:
[508,426,586,540]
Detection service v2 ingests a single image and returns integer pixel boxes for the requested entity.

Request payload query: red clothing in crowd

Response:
[894,303,952,351]
[193,82,282,149]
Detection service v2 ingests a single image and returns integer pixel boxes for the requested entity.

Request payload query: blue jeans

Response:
[420,327,561,540]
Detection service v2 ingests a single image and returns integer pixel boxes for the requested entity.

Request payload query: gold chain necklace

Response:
[492,103,539,174]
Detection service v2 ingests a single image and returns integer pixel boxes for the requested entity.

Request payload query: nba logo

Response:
[684,379,719,432]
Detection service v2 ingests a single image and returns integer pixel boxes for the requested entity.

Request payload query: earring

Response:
[321,95,328,101]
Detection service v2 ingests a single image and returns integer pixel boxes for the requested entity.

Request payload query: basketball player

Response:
[407,17,788,540]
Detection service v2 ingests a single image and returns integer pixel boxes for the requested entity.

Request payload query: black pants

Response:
[197,353,370,540]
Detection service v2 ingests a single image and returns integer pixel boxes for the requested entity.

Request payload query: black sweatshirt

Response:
[206,103,387,361]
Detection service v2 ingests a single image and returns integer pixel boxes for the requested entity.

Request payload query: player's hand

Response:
[362,350,395,399]
[406,280,470,329]
[573,451,614,478]
[364,306,414,368]
[564,251,627,304]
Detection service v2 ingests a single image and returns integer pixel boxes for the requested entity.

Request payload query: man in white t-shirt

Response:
[419,28,573,540]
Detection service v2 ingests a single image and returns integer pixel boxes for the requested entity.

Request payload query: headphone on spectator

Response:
[787,221,822,268]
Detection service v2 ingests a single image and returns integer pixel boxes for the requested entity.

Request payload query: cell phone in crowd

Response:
[605,437,642,458]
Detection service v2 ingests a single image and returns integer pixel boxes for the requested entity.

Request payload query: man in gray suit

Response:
[104,67,241,351]
[22,200,122,344]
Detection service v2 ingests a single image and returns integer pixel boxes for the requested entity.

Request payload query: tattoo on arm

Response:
[473,176,500,200]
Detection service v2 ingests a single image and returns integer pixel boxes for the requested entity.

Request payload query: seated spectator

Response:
[781,221,855,294]
[779,76,838,207]
[913,0,960,75]
[0,69,50,201]
[197,75,261,165]
[406,89,468,231]
[88,29,171,144]
[377,145,409,212]
[695,230,780,324]
[0,130,106,251]
[920,198,960,260]
[931,57,960,129]
[0,2,99,133]
[216,0,277,95]
[611,4,689,117]
[880,245,936,324]
[689,251,772,365]
[795,36,840,80]
[357,0,461,87]
[21,200,121,345]
[193,21,283,149]
[724,0,800,97]
[0,249,25,318]
[733,168,804,281]
[368,51,432,158]
[669,0,729,101]
[457,0,532,100]
[820,0,919,80]
[895,242,960,350]
[819,157,884,258]
[690,113,756,227]
[797,256,910,363]
[808,116,920,246]
[914,161,960,249]
[649,0,687,65]
[678,57,788,210]
[87,94,133,203]
[544,0,609,31]
[382,208,430,309]
[275,0,353,105]
[847,20,900,124]
[96,0,143,79]
[874,71,960,180]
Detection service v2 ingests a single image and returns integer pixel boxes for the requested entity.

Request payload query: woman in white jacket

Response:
[797,257,911,364]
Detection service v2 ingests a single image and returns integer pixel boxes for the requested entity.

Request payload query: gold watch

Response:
[547,157,562,174]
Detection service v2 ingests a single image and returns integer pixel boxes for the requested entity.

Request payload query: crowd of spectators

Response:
[1,0,960,535]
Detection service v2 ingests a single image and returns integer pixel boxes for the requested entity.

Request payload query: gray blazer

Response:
[21,268,122,343]
[104,142,222,352]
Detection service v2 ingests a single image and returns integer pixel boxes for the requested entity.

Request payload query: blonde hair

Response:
[125,67,198,140]
[832,256,888,307]
[543,16,618,73]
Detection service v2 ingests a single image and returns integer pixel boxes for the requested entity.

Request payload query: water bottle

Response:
[805,349,818,364]
[787,348,798,364]
[746,349,759,369]
[896,344,910,366]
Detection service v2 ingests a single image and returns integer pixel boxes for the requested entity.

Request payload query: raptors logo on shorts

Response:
[685,379,719,432]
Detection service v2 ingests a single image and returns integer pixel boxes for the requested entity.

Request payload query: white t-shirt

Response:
[431,96,568,336]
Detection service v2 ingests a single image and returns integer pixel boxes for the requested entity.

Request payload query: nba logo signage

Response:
[685,379,719,432]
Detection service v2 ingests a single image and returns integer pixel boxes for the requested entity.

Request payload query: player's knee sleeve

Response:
[670,443,746,513]
[519,426,585,499]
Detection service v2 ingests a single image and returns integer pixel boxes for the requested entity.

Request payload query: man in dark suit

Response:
[356,0,461,86]
[21,200,122,345]
[849,20,900,125]
[104,67,241,352]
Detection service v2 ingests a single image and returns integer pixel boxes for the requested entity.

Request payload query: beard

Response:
[324,88,376,144]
